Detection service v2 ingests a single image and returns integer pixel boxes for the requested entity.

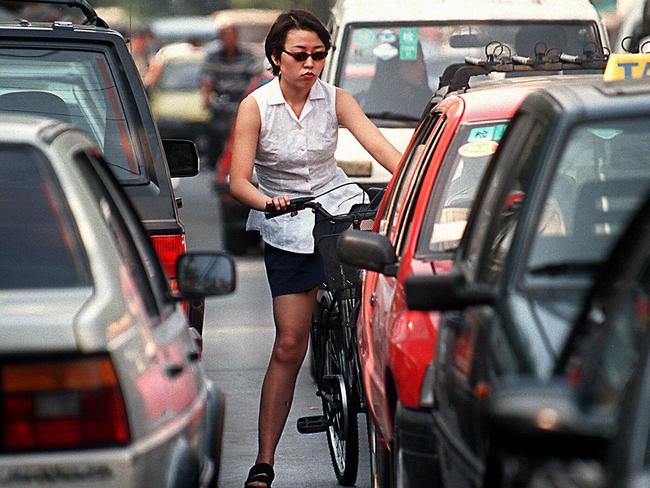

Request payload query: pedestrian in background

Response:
[129,25,155,81]
[201,23,262,168]
[229,9,401,488]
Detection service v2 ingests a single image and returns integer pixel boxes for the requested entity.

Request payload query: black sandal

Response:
[244,463,274,487]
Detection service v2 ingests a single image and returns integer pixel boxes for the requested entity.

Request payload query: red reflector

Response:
[150,234,186,279]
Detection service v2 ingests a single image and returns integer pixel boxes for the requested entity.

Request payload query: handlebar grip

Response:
[264,197,313,219]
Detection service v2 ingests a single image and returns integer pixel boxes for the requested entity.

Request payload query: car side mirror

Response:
[337,229,398,277]
[486,379,612,459]
[163,139,199,177]
[176,252,236,297]
[405,272,495,311]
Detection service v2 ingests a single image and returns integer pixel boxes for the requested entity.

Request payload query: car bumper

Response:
[394,403,438,487]
[0,448,156,487]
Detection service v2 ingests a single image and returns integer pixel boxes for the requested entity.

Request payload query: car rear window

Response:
[0,47,142,182]
[338,22,600,122]
[0,144,91,289]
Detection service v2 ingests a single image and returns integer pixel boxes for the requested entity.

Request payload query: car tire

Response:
[206,384,226,488]
[367,415,392,488]
[187,298,205,335]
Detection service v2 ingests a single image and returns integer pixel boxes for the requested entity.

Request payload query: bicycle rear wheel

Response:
[321,321,359,486]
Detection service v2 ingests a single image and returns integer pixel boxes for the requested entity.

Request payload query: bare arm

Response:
[336,88,402,174]
[201,78,214,110]
[229,96,290,211]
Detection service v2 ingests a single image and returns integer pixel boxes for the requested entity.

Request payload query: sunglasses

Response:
[282,49,328,62]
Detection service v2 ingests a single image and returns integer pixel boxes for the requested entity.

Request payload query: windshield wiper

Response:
[528,260,601,276]
[364,111,420,123]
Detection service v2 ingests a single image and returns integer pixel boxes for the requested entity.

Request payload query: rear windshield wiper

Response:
[528,260,601,276]
[364,111,420,123]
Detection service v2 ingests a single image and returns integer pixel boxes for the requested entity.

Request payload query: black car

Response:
[405,78,650,488]
[482,190,650,488]
[0,0,205,332]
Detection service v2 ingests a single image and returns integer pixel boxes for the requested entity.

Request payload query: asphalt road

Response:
[176,169,371,488]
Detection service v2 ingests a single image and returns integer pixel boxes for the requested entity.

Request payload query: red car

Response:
[339,74,593,486]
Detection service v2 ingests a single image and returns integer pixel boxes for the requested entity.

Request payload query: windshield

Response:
[0,144,90,289]
[418,121,508,254]
[0,47,142,182]
[338,22,599,122]
[527,119,650,278]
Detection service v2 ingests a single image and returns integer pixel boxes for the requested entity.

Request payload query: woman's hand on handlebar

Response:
[265,195,292,213]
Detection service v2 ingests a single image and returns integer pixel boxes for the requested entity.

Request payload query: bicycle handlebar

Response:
[264,197,376,223]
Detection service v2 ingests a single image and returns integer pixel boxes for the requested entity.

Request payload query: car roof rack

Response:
[9,0,109,28]
[439,41,609,93]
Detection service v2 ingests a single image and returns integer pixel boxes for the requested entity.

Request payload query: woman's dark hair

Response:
[265,9,331,76]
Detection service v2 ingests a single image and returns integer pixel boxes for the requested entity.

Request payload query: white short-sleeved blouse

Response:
[246,77,364,253]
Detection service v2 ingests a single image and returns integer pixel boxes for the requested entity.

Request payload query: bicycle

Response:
[264,184,383,486]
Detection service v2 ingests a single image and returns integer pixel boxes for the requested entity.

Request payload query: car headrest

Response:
[0,91,71,124]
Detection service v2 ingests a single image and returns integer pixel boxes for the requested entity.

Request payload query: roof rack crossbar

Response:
[9,0,108,28]
[438,43,609,92]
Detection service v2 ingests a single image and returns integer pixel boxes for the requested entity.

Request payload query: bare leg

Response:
[254,288,318,469]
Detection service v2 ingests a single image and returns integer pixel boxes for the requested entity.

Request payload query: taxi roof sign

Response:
[603,53,650,81]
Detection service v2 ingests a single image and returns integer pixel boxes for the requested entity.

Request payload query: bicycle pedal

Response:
[297,415,328,434]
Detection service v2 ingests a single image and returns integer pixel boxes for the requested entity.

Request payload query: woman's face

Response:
[275,29,327,87]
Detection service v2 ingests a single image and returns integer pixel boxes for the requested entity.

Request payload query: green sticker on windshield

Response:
[399,28,418,61]
[354,28,375,47]
[467,123,508,142]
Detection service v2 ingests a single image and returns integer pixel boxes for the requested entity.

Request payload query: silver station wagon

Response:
[0,114,235,487]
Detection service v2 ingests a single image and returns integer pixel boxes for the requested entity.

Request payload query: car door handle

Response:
[370,293,377,306]
[165,362,185,378]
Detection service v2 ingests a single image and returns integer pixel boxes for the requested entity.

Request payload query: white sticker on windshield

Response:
[373,42,398,61]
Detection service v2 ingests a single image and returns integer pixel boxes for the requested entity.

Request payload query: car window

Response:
[418,120,508,255]
[390,116,447,253]
[461,112,534,273]
[0,144,90,289]
[477,119,547,284]
[378,112,443,237]
[527,118,650,282]
[337,22,599,122]
[158,61,203,90]
[573,259,650,418]
[73,152,162,318]
[0,47,142,182]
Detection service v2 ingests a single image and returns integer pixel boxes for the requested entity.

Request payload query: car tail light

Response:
[1,355,130,452]
[150,234,186,291]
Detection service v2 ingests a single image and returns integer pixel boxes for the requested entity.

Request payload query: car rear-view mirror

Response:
[163,139,199,177]
[176,252,236,297]
[486,379,612,459]
[405,272,495,310]
[337,229,398,277]
[449,33,488,49]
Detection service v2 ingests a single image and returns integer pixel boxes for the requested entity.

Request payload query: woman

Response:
[229,10,401,488]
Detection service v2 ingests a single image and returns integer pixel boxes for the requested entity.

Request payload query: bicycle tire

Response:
[310,291,331,387]
[322,311,359,486]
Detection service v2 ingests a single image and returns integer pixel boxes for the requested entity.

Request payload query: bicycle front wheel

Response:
[322,329,359,486]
